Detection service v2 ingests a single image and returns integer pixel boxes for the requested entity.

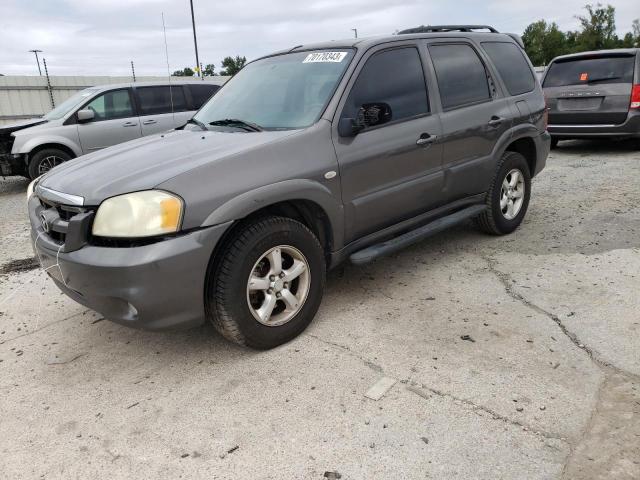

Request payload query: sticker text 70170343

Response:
[302,52,347,63]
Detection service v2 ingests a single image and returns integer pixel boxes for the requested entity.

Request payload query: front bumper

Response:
[547,111,640,139]
[29,194,231,330]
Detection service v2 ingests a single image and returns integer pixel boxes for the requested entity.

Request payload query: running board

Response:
[349,204,486,265]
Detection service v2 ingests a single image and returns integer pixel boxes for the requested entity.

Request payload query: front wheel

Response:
[206,216,326,349]
[28,148,72,179]
[475,151,531,235]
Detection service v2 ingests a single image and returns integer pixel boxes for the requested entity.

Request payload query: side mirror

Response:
[338,117,362,137]
[338,102,393,137]
[77,109,95,123]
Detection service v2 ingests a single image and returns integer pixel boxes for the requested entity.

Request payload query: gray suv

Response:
[1,81,220,178]
[28,26,549,349]
[542,48,640,147]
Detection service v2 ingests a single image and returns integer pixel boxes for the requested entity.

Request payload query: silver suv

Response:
[28,26,549,349]
[1,81,220,178]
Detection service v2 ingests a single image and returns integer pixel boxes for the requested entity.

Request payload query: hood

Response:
[0,118,47,135]
[39,128,297,205]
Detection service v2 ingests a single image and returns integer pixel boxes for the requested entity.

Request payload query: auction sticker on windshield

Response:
[303,52,347,63]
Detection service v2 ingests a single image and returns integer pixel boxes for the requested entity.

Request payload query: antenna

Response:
[161,12,175,124]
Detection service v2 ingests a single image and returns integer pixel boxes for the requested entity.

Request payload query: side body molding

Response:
[201,179,346,250]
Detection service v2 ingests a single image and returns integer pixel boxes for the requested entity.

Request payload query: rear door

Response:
[426,40,515,203]
[76,88,142,153]
[187,83,220,110]
[134,85,190,135]
[543,54,636,125]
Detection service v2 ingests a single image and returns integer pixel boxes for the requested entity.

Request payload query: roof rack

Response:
[398,25,499,34]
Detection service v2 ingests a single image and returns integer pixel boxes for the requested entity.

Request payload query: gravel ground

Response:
[0,140,639,479]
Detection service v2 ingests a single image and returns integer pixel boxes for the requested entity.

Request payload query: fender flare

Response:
[201,179,345,248]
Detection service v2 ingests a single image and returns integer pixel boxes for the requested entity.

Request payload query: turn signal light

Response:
[631,84,640,109]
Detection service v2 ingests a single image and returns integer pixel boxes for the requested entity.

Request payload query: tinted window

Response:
[189,84,220,109]
[342,47,428,125]
[84,89,134,121]
[429,44,491,110]
[543,55,635,87]
[137,86,187,115]
[482,42,535,95]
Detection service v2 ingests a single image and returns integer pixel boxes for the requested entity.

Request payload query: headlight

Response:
[92,190,184,238]
[27,178,39,201]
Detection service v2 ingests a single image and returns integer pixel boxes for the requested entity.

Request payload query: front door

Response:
[332,44,443,242]
[76,88,142,153]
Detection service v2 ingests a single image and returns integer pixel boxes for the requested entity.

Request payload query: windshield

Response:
[193,49,354,130]
[543,55,635,88]
[43,88,100,120]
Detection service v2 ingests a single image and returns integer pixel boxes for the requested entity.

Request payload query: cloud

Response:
[1,0,637,76]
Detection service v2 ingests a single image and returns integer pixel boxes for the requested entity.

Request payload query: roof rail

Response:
[398,25,499,34]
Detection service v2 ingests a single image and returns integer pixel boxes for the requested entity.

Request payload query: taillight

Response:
[631,84,640,109]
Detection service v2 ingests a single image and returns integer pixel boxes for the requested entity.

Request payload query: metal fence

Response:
[0,75,228,126]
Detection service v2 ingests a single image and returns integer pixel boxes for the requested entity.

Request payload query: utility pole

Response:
[189,0,201,77]
[29,49,43,75]
[351,28,358,38]
[131,61,136,82]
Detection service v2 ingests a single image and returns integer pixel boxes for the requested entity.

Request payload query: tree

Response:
[172,67,195,77]
[632,18,640,47]
[202,63,217,76]
[219,56,247,76]
[522,20,567,66]
[574,3,618,50]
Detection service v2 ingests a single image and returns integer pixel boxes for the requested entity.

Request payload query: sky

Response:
[1,0,638,76]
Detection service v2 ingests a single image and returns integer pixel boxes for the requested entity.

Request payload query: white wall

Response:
[0,75,228,126]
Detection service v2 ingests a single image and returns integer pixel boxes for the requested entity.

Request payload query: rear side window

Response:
[136,86,187,115]
[482,42,535,95]
[342,47,429,125]
[188,84,220,109]
[429,44,491,110]
[543,56,635,87]
[84,89,134,121]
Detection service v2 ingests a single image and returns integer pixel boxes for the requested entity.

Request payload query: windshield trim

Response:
[193,47,357,132]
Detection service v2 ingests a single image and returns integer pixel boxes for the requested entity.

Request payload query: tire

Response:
[206,216,326,349]
[475,151,532,235]
[28,148,72,179]
[550,138,559,150]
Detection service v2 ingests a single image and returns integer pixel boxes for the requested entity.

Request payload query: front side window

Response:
[84,89,134,121]
[342,47,429,128]
[429,44,491,110]
[137,86,187,115]
[193,49,354,130]
[482,42,535,96]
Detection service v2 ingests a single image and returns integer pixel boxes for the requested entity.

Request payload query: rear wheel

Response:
[206,216,326,349]
[476,151,531,235]
[28,148,72,179]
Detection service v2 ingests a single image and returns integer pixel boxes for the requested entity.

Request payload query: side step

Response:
[349,204,486,265]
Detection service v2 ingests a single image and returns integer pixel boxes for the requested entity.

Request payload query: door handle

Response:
[488,116,504,127]
[142,119,157,125]
[416,133,437,146]
[122,121,138,127]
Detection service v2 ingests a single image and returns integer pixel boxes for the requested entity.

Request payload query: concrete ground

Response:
[0,140,639,479]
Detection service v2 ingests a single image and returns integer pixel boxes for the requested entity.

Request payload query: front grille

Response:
[35,197,95,252]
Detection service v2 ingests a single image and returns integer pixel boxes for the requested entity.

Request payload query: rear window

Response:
[188,84,220,109]
[543,55,635,87]
[136,86,187,115]
[429,44,491,110]
[482,42,535,96]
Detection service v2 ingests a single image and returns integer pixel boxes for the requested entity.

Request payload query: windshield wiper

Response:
[587,76,621,84]
[187,118,208,131]
[209,118,263,132]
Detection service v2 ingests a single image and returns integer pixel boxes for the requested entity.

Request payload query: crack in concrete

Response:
[405,382,568,442]
[305,333,383,373]
[0,309,91,345]
[481,254,640,383]
[306,332,568,442]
